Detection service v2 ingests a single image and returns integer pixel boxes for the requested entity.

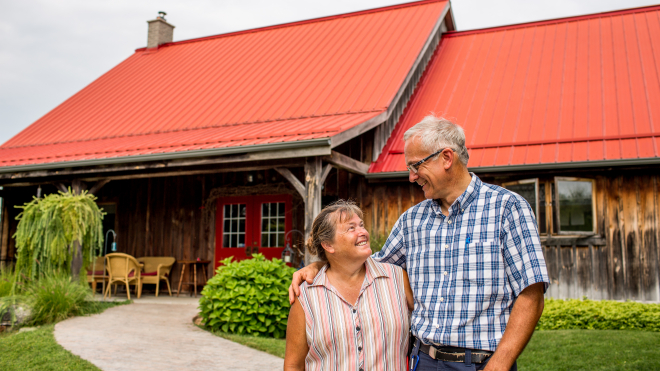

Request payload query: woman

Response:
[284,200,414,371]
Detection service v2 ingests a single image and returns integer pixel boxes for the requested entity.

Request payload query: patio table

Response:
[176,260,210,298]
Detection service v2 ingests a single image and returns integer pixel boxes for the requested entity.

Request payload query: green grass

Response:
[0,301,128,371]
[0,324,99,370]
[206,328,286,358]
[206,327,660,370]
[519,330,660,370]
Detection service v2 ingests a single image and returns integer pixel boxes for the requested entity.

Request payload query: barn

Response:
[1,1,659,301]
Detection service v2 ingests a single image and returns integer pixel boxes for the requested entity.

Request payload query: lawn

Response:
[519,330,660,371]
[207,328,660,371]
[0,301,128,371]
[0,324,99,371]
[206,328,287,358]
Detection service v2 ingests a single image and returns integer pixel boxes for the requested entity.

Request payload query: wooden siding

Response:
[362,172,660,302]
[0,170,305,294]
[2,167,660,301]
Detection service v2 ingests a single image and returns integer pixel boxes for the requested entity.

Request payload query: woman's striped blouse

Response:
[298,257,410,371]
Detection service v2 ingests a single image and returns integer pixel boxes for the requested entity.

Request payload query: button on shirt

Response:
[373,174,549,351]
[298,257,410,371]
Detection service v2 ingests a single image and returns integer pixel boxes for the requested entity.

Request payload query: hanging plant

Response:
[13,190,104,280]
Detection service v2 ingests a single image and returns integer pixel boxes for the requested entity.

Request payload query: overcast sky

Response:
[1,0,657,145]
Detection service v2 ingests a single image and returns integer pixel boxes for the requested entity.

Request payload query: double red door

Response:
[214,195,292,269]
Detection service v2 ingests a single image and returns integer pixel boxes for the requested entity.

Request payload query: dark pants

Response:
[411,343,518,371]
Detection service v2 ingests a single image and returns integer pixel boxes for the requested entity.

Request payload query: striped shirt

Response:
[298,257,410,371]
[374,174,549,352]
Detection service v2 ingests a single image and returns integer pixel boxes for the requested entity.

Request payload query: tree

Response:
[14,190,104,280]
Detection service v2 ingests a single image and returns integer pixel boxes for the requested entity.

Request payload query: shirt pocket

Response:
[459,240,501,293]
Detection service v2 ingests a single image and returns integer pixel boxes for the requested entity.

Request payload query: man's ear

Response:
[321,241,335,254]
[441,149,453,170]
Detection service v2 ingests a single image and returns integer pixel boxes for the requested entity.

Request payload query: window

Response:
[555,178,596,234]
[502,179,538,218]
[503,177,596,235]
[223,204,247,248]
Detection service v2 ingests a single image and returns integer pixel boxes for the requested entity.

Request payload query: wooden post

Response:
[277,159,331,265]
[71,181,84,280]
[304,157,323,265]
[0,202,8,270]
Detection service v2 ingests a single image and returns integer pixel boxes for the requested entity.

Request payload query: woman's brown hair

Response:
[306,200,364,262]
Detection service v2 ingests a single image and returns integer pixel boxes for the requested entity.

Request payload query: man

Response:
[290,115,549,371]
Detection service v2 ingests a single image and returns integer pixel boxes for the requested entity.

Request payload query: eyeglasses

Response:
[406,148,454,174]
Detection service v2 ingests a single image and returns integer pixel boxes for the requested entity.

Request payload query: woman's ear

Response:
[321,241,335,254]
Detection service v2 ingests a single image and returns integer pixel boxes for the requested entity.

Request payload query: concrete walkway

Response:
[54,295,284,370]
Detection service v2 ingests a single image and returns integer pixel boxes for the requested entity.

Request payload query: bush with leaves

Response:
[199,254,296,338]
[536,298,660,331]
[14,190,104,280]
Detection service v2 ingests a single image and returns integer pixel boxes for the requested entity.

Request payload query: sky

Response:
[1,0,657,145]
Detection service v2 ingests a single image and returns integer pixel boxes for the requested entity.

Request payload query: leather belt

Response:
[419,343,493,364]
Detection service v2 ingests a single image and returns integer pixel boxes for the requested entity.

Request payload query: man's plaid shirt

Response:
[373,174,549,351]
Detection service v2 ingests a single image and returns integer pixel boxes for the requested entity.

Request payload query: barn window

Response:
[555,177,596,234]
[502,178,539,218]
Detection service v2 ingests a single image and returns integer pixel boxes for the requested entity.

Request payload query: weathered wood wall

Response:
[3,167,660,301]
[0,170,305,293]
[360,171,660,302]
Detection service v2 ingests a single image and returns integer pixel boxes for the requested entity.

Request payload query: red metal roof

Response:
[0,0,449,169]
[370,5,660,174]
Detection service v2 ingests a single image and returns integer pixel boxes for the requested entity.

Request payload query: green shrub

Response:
[0,267,19,298]
[24,273,97,325]
[199,254,296,338]
[370,233,389,254]
[537,298,660,331]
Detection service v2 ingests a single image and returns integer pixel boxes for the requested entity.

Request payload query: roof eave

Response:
[366,157,660,179]
[0,138,331,174]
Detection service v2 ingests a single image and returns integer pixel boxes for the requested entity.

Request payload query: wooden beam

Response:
[55,183,68,193]
[0,146,329,181]
[275,168,305,198]
[323,151,369,176]
[320,164,333,185]
[89,179,110,195]
[0,161,307,186]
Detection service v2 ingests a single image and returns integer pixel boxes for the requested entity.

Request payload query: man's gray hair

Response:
[403,115,469,166]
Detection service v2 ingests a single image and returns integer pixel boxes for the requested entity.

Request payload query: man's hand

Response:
[484,282,545,371]
[288,261,324,304]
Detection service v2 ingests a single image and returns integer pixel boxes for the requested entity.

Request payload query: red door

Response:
[214,195,292,269]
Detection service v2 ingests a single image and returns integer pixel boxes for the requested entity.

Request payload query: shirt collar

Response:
[309,257,389,289]
[431,173,481,214]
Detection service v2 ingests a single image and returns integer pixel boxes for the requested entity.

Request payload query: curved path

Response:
[54,296,283,371]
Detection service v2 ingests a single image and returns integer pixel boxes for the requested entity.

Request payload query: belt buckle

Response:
[428,346,437,359]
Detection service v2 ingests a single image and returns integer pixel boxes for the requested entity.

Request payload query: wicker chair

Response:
[104,253,143,300]
[137,257,175,297]
[86,256,108,293]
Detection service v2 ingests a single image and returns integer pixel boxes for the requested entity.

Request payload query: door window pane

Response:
[261,202,285,247]
[557,180,594,233]
[223,204,246,248]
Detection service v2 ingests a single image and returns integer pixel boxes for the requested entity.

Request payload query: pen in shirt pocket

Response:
[466,234,471,244]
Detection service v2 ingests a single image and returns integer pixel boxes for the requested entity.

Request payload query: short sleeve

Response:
[501,195,550,297]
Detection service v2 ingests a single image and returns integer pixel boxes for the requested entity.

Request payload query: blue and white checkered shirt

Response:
[373,174,549,352]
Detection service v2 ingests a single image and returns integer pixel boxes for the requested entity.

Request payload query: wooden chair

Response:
[137,257,175,297]
[86,256,108,293]
[104,253,143,300]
